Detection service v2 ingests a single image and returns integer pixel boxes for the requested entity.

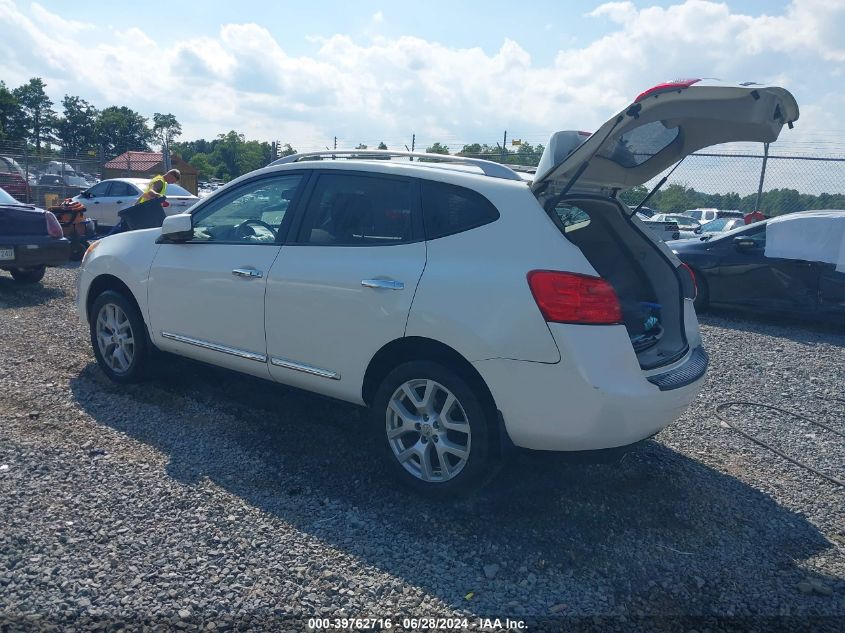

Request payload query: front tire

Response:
[10,265,46,284]
[372,361,495,498]
[89,290,150,383]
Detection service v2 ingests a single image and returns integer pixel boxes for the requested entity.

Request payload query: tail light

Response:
[527,270,622,325]
[45,211,63,238]
[635,78,701,102]
[161,200,170,208]
[679,263,697,300]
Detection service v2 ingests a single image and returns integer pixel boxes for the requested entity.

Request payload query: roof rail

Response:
[270,149,523,181]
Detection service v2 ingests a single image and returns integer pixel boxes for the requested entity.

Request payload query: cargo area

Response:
[552,196,688,369]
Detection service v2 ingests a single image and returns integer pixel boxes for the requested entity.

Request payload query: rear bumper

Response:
[474,324,706,451]
[0,236,70,268]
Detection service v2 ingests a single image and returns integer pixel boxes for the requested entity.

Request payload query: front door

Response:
[265,171,426,403]
[147,172,307,378]
[713,224,818,314]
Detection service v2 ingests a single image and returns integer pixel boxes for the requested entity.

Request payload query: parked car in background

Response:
[0,156,32,203]
[0,186,69,283]
[652,213,702,238]
[634,211,680,241]
[695,216,746,238]
[72,178,200,229]
[682,208,743,223]
[670,211,845,321]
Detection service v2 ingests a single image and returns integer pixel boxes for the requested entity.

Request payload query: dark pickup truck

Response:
[0,186,70,284]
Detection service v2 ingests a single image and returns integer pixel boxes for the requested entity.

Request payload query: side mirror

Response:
[160,213,193,242]
[733,236,758,251]
[82,191,93,199]
[694,225,703,234]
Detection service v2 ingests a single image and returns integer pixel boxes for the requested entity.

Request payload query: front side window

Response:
[191,174,304,243]
[298,173,414,245]
[420,180,500,239]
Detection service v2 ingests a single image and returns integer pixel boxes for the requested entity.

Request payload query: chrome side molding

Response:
[160,331,267,363]
[270,356,341,380]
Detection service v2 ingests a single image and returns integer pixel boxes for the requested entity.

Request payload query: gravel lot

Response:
[1,264,843,631]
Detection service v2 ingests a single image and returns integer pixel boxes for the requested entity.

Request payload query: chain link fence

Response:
[1,137,843,217]
[0,140,103,208]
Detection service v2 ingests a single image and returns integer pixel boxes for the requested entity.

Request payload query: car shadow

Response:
[0,273,66,307]
[68,356,842,622]
[700,310,845,346]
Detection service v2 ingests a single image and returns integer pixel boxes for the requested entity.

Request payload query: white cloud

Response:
[0,0,842,156]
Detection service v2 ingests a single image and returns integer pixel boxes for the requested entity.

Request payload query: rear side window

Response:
[298,173,415,245]
[110,182,137,197]
[420,180,500,240]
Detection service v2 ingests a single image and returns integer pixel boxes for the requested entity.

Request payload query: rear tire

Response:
[372,360,495,498]
[10,265,46,284]
[89,290,150,383]
[693,273,709,312]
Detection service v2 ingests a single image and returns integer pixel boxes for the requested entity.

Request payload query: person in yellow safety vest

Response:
[137,168,181,204]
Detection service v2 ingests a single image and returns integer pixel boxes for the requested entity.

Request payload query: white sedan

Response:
[72,178,199,230]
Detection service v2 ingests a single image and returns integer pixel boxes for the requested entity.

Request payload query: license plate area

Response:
[0,247,14,261]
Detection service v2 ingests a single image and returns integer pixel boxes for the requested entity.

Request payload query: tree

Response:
[13,78,57,152]
[96,106,153,155]
[0,81,19,142]
[279,143,296,157]
[57,95,98,156]
[426,142,450,155]
[212,130,245,179]
[355,143,368,150]
[377,141,388,150]
[152,112,182,149]
[188,152,214,180]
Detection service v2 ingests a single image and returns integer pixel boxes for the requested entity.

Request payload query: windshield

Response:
[0,186,21,205]
[708,219,765,241]
[700,218,732,232]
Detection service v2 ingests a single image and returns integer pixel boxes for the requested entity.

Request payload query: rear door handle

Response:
[361,279,404,290]
[232,268,263,279]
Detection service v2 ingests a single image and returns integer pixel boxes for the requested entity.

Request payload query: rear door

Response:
[265,170,426,403]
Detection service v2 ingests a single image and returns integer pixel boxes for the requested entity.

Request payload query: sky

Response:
[1,0,844,160]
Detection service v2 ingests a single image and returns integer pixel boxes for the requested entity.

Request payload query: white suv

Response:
[77,80,798,496]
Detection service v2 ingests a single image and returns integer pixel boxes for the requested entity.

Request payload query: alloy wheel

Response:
[95,302,135,374]
[386,379,472,483]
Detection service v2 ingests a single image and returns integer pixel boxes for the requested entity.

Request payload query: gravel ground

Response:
[1,264,843,631]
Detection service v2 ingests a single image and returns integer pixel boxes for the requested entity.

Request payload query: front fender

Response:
[77,229,160,326]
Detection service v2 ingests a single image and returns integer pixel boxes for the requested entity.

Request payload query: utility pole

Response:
[755,142,769,212]
[502,131,507,162]
[334,136,337,150]
[411,134,415,161]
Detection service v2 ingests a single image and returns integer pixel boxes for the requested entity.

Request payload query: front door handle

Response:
[361,279,404,290]
[232,268,263,279]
